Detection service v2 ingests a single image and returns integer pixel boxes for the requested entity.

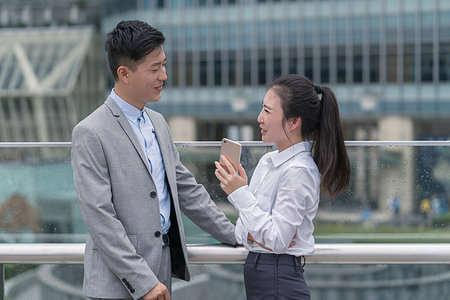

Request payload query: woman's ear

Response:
[288,117,301,132]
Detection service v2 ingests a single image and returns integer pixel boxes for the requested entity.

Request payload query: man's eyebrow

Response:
[150,59,166,67]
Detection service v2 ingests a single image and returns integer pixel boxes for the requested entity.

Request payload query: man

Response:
[71,20,236,300]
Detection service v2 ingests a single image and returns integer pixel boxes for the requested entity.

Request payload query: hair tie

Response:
[315,85,323,95]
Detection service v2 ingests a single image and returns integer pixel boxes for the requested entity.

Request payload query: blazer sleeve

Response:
[71,123,158,299]
[162,124,236,245]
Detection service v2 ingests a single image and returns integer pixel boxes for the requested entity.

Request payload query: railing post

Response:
[1,263,4,300]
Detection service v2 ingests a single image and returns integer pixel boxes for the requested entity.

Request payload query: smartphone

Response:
[219,138,242,172]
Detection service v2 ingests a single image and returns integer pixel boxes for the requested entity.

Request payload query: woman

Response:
[214,74,351,299]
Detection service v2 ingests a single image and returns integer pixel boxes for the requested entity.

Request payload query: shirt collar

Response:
[110,88,144,124]
[268,141,313,168]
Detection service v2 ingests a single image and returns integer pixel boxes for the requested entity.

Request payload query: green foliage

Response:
[4,264,38,280]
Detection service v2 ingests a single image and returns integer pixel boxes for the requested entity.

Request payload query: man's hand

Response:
[143,282,170,300]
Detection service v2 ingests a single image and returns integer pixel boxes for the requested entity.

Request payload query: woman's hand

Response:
[247,233,297,252]
[214,155,248,195]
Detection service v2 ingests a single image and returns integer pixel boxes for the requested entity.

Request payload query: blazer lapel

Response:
[104,97,153,175]
[145,108,174,181]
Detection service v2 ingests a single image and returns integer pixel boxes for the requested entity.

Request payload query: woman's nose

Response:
[257,110,263,123]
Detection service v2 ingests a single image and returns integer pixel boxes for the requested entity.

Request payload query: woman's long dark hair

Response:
[271,74,350,198]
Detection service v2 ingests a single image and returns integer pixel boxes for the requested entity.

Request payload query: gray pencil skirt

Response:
[244,252,311,300]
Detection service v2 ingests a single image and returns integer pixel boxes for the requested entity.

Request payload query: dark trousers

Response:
[244,252,311,300]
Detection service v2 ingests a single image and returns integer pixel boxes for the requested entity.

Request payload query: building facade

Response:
[103,0,450,214]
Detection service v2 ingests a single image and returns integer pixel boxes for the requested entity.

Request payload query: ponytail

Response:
[271,74,350,198]
[313,86,350,198]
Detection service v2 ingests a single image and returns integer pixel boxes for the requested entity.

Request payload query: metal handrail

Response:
[2,243,450,265]
[0,140,449,148]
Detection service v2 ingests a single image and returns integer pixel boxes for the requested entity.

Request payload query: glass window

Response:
[243,49,251,85]
[320,19,329,45]
[320,46,329,83]
[304,47,313,81]
[439,42,450,81]
[172,52,179,86]
[421,13,433,43]
[439,11,450,40]
[273,48,282,79]
[214,51,222,86]
[199,26,207,51]
[289,47,297,74]
[336,17,346,44]
[387,44,397,82]
[304,19,313,45]
[403,14,415,43]
[214,25,222,49]
[386,15,398,43]
[288,20,299,45]
[227,23,237,48]
[370,45,379,83]
[243,22,251,47]
[273,21,282,46]
[229,50,236,86]
[185,27,193,50]
[337,45,346,83]
[404,44,415,82]
[421,43,433,82]
[186,52,193,86]
[353,45,363,83]
[258,55,266,85]
[369,16,380,42]
[200,52,207,86]
[257,22,267,46]
[353,17,363,43]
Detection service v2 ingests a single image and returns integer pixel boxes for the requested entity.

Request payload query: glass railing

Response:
[1,141,449,300]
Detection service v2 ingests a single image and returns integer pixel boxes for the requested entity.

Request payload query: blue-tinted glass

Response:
[320,19,329,44]
[199,25,207,50]
[386,15,397,29]
[185,27,193,50]
[403,14,415,28]
[288,20,299,44]
[421,12,433,27]
[304,19,313,44]
[243,22,251,47]
[273,21,282,45]
[214,25,222,49]
[257,22,267,46]
[353,17,363,43]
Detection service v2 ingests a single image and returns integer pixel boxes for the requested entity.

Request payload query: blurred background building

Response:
[0,0,449,220]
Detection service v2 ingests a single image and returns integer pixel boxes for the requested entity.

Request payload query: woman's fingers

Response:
[221,155,237,174]
[238,163,247,182]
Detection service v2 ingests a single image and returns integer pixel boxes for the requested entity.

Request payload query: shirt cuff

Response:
[227,185,253,211]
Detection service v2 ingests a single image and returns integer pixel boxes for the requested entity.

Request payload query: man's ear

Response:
[117,66,129,83]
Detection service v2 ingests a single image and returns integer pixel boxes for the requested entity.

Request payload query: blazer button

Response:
[155,231,161,238]
[150,191,157,198]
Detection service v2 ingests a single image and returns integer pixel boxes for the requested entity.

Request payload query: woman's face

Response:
[257,88,290,150]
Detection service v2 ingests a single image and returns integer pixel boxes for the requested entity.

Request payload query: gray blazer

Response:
[71,97,236,300]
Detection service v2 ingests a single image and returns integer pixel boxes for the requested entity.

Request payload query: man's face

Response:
[127,45,167,108]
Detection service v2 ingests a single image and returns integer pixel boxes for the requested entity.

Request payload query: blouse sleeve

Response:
[227,166,317,253]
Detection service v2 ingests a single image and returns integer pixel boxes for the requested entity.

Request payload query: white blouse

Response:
[228,141,320,256]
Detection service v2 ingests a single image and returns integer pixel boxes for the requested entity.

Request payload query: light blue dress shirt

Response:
[111,89,171,235]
